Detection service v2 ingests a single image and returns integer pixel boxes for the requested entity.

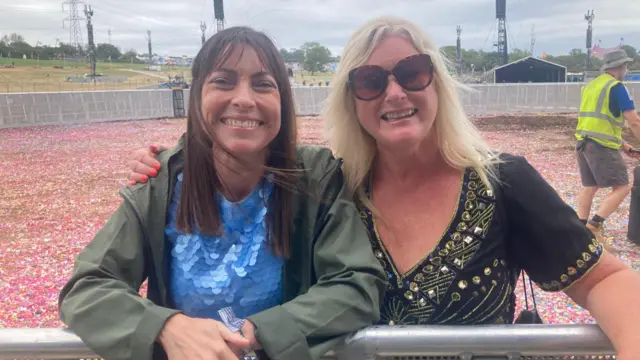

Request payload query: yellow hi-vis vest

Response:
[575,73,625,150]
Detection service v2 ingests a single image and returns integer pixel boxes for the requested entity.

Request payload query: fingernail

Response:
[153,163,161,170]
[141,175,148,183]
[129,180,136,186]
[149,169,158,176]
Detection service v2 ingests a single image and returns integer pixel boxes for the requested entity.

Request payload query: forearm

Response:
[60,276,180,360]
[584,268,640,356]
[58,200,180,360]
[247,276,383,360]
[624,111,640,141]
[241,320,261,349]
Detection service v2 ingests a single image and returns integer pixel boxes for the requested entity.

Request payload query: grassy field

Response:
[0,58,191,93]
[0,58,336,92]
[0,57,149,69]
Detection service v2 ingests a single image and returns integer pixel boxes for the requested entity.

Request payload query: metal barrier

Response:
[0,325,615,360]
[3,82,639,128]
[290,82,640,117]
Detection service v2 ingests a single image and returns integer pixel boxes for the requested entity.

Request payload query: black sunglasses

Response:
[348,53,434,101]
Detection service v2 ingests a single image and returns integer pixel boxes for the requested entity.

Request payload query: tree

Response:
[96,43,122,61]
[622,45,637,59]
[7,40,32,58]
[36,45,60,61]
[621,45,640,71]
[1,33,25,45]
[300,42,331,74]
[438,44,639,74]
[508,48,529,62]
[0,33,30,58]
[439,45,457,62]
[591,57,604,70]
[291,48,304,63]
[569,48,584,57]
[0,41,9,58]
[120,49,142,63]
[279,48,289,60]
[58,43,80,57]
[483,51,503,70]
[279,48,292,62]
[278,47,305,63]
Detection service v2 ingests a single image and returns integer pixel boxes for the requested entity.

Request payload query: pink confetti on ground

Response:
[0,115,638,328]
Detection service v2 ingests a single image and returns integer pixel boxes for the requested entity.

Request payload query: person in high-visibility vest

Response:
[576,48,640,251]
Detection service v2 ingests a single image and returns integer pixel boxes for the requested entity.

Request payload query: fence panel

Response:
[0,325,615,360]
[289,82,640,117]
[2,82,639,128]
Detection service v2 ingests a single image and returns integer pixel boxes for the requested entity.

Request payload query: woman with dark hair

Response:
[58,27,386,360]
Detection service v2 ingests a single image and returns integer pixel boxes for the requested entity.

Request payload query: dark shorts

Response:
[576,138,629,188]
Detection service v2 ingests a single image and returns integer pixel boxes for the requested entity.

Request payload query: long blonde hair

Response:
[323,16,502,207]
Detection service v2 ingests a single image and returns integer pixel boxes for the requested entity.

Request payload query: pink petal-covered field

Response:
[1,115,639,328]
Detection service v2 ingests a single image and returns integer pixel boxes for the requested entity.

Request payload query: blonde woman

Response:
[127,17,640,358]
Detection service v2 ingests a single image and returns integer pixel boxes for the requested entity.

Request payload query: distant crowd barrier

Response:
[1,82,639,129]
[0,325,615,359]
[0,89,175,128]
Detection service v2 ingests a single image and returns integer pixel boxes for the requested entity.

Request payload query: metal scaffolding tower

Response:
[214,0,225,32]
[585,10,595,71]
[495,0,508,66]
[62,0,85,51]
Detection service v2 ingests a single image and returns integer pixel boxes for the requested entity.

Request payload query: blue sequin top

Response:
[165,173,284,320]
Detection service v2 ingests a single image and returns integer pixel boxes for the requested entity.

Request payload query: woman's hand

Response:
[127,144,169,185]
[622,143,640,159]
[241,320,261,349]
[225,320,262,357]
[158,313,250,360]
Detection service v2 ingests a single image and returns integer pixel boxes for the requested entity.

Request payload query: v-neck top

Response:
[357,154,603,325]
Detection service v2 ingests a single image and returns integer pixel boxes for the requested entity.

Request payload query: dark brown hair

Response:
[177,26,297,258]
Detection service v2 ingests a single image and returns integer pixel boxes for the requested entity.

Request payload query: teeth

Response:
[383,109,416,121]
[221,119,261,128]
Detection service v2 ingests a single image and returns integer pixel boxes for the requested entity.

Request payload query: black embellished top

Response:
[357,154,603,325]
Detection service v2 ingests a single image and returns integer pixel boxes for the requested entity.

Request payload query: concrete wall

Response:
[291,86,331,116]
[1,83,639,129]
[461,82,640,115]
[0,89,174,128]
[166,86,331,118]
[286,82,640,117]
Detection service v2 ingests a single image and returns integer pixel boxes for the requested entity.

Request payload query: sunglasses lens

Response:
[394,54,433,91]
[350,67,387,100]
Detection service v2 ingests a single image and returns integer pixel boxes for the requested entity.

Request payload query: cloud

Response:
[0,0,638,58]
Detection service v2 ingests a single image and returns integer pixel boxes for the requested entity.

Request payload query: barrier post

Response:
[627,164,640,245]
[172,87,185,117]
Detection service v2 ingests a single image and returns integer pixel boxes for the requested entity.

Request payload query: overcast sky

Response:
[1,0,638,58]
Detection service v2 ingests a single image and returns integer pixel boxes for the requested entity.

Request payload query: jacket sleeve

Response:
[58,195,181,360]
[248,174,387,360]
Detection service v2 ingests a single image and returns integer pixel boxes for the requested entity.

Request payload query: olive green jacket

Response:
[58,137,386,360]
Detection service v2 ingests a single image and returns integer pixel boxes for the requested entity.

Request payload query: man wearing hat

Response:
[576,48,640,252]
